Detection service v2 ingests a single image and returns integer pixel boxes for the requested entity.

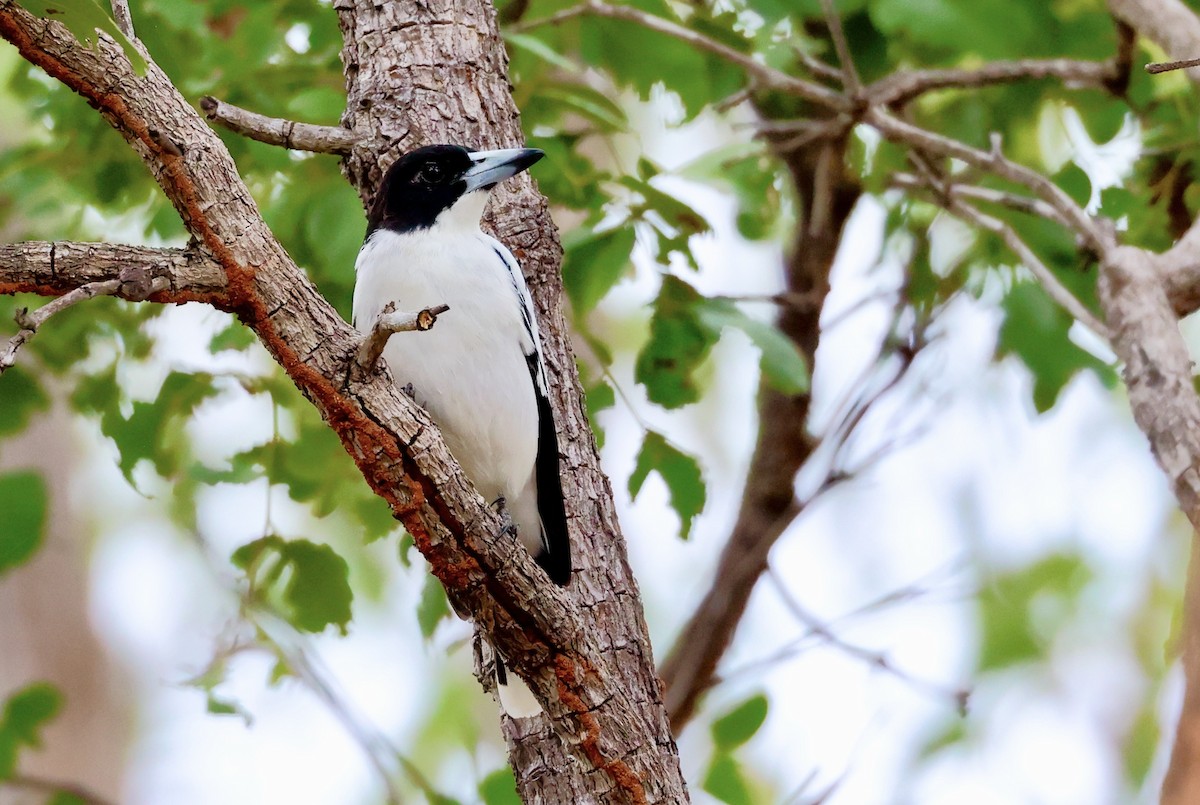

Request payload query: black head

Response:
[365,144,544,236]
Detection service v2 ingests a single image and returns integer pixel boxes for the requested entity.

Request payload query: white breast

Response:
[352,216,539,503]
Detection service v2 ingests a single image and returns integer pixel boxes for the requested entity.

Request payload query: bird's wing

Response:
[486,236,572,586]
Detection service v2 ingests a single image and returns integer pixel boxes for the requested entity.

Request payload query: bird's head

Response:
[366,144,544,236]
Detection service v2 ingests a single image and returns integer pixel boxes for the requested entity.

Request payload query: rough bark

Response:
[660,137,861,729]
[0,2,685,801]
[332,1,681,800]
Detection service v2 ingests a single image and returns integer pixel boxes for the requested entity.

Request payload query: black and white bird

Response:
[352,144,571,717]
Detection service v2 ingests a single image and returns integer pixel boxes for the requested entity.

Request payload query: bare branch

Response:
[356,301,450,369]
[1110,0,1200,84]
[0,241,226,303]
[1148,57,1200,73]
[866,109,1110,254]
[1,269,167,372]
[817,0,861,95]
[890,173,1070,228]
[199,96,361,155]
[764,570,970,709]
[109,0,133,38]
[870,57,1118,106]
[926,186,1110,338]
[513,0,850,110]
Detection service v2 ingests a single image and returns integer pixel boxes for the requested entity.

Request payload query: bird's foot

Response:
[491,495,518,539]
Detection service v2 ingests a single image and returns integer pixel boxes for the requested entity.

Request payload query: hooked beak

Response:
[462,147,544,193]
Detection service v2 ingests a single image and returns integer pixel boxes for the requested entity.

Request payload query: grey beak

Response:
[462,147,544,193]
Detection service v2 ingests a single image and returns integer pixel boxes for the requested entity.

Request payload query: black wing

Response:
[490,238,572,587]
[527,353,572,586]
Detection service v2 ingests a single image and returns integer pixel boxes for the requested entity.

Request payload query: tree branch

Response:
[898,172,1110,338]
[1,269,167,372]
[512,0,850,110]
[866,109,1110,254]
[817,0,860,95]
[356,301,450,369]
[199,96,362,155]
[869,57,1121,106]
[0,1,687,800]
[0,241,226,304]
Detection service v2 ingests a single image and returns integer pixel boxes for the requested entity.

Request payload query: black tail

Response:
[534,382,571,586]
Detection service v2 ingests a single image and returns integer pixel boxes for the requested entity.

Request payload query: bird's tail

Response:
[496,658,542,717]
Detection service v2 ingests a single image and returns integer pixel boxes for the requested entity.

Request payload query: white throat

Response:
[432,189,490,233]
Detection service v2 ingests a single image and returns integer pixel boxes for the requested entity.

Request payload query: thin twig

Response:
[357,302,451,369]
[0,270,167,373]
[1147,57,1200,73]
[866,109,1109,254]
[950,195,1110,338]
[817,0,861,95]
[512,0,850,110]
[765,570,971,711]
[199,96,361,156]
[795,50,845,85]
[109,0,134,38]
[890,172,1070,228]
[3,775,117,805]
[870,58,1116,106]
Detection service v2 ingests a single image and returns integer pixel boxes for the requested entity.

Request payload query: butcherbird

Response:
[353,144,571,717]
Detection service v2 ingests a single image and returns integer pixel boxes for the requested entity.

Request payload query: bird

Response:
[352,144,571,717]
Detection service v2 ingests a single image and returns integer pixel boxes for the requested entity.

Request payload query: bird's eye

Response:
[418,163,445,184]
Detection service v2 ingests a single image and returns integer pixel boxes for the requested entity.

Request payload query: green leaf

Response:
[702,753,754,805]
[0,365,50,438]
[977,553,1091,671]
[18,0,147,74]
[693,298,809,396]
[208,319,257,354]
[505,32,579,73]
[0,682,62,779]
[0,472,47,574]
[628,431,705,540]
[478,768,521,805]
[1053,163,1091,209]
[91,371,217,484]
[711,693,768,749]
[416,573,451,639]
[562,226,636,315]
[635,277,719,408]
[997,281,1111,413]
[636,277,808,408]
[233,536,353,634]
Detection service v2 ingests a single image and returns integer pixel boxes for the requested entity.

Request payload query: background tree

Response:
[4,0,1200,803]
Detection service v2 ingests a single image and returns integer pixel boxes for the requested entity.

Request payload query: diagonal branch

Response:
[512,0,850,110]
[199,96,361,155]
[898,172,1110,338]
[866,109,1110,254]
[0,2,686,800]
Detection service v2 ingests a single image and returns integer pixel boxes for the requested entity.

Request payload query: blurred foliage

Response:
[0,0,1195,799]
[0,682,61,779]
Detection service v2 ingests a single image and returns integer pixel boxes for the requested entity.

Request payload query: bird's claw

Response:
[491,495,518,539]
